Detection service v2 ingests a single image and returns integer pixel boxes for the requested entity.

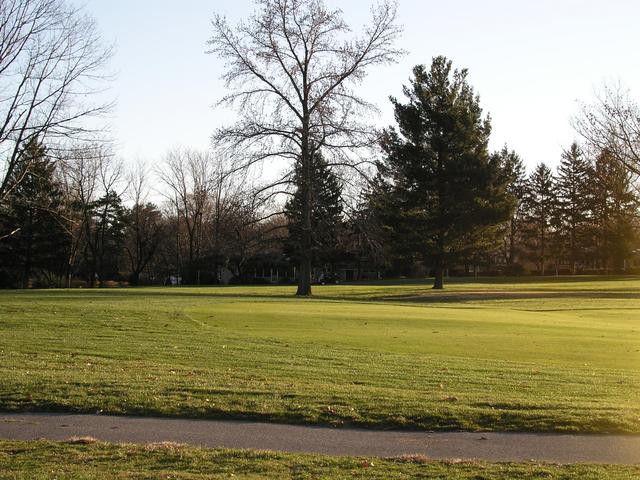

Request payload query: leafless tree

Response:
[124,161,164,285]
[0,0,113,208]
[208,154,246,257]
[208,0,402,295]
[574,83,640,178]
[56,144,120,287]
[158,147,213,284]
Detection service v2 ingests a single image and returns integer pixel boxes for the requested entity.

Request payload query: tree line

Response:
[0,114,637,289]
[1,0,639,291]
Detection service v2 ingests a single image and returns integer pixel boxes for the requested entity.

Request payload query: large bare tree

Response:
[208,0,402,295]
[0,0,112,209]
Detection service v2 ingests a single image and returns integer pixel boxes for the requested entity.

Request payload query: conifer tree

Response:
[590,150,638,272]
[0,140,68,287]
[557,142,592,274]
[376,57,514,289]
[492,146,528,271]
[524,163,557,275]
[82,190,127,286]
[285,152,343,274]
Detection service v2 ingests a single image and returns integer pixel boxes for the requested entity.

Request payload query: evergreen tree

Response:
[285,152,343,273]
[0,140,69,287]
[590,149,638,272]
[557,142,592,274]
[524,163,557,275]
[82,190,127,286]
[375,57,514,289]
[492,146,528,272]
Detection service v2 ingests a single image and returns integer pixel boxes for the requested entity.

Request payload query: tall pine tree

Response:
[375,57,514,289]
[524,163,557,275]
[492,146,528,272]
[557,142,592,274]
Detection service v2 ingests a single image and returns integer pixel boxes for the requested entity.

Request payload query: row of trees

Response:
[506,145,638,276]
[359,59,639,287]
[1,133,637,289]
[0,144,288,288]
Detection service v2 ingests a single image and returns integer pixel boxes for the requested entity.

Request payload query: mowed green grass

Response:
[1,440,639,480]
[0,276,639,433]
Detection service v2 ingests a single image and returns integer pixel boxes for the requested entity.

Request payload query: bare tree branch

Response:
[0,0,114,205]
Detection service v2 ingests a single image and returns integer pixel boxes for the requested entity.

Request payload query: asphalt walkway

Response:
[1,413,639,464]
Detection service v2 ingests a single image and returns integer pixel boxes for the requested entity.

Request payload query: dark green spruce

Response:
[523,163,557,275]
[556,142,592,274]
[0,141,69,288]
[492,146,528,273]
[374,56,514,289]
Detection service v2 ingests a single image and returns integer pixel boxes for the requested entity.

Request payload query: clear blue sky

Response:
[85,0,640,171]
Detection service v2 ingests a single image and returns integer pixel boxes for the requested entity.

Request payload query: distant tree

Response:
[56,146,107,287]
[492,146,528,271]
[61,148,125,287]
[344,196,389,280]
[208,0,402,295]
[589,149,638,272]
[205,155,251,283]
[575,83,640,177]
[285,152,343,272]
[375,57,514,289]
[556,143,592,274]
[523,163,557,275]
[0,140,68,287]
[82,190,127,286]
[124,163,164,285]
[158,148,212,285]
[124,203,163,286]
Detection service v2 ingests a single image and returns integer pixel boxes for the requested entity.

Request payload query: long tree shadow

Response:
[3,276,640,307]
[377,290,640,305]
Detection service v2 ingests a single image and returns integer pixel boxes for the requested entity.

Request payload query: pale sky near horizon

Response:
[85,0,640,172]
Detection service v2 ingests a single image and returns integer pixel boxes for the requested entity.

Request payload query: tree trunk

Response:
[433,263,444,290]
[296,163,313,296]
[296,123,313,297]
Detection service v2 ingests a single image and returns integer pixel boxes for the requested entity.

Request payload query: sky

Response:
[85,0,640,172]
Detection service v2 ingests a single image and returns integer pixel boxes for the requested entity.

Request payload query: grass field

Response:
[1,440,639,479]
[0,276,639,433]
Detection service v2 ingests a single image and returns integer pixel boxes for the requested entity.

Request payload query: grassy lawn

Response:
[1,440,638,479]
[0,276,638,433]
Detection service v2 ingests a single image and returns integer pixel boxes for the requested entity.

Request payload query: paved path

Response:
[1,413,639,464]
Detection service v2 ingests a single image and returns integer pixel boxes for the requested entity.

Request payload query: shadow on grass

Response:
[1,401,637,434]
[377,290,640,305]
[2,276,640,307]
